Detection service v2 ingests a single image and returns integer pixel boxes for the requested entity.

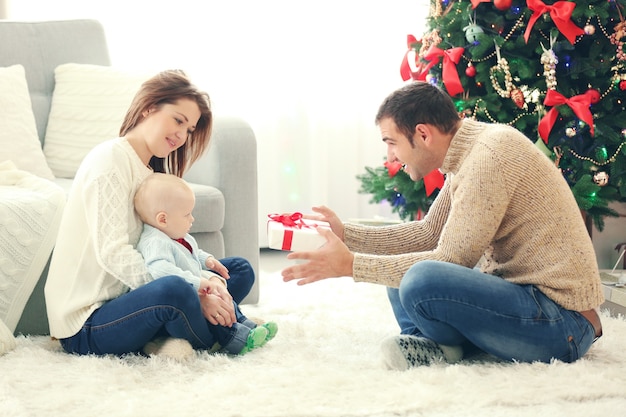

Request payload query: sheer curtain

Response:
[8,0,429,245]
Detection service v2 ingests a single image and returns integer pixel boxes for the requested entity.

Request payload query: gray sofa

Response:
[0,19,260,335]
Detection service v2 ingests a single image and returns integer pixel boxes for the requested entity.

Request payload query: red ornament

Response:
[465,63,476,77]
[493,0,512,11]
[510,88,525,109]
[620,80,626,91]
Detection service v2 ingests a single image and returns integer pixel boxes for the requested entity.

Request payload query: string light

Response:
[569,142,626,166]
[472,99,532,125]
[462,14,526,65]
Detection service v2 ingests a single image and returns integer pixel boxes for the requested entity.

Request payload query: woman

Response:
[45,70,256,357]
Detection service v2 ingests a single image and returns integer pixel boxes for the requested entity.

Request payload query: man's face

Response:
[380,117,438,182]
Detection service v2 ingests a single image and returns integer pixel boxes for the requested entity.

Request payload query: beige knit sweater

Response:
[346,119,604,311]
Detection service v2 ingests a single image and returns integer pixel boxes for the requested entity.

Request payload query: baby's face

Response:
[161,190,195,239]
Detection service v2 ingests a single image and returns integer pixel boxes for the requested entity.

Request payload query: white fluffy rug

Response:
[2,269,626,417]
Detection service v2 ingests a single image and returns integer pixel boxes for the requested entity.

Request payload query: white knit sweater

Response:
[45,138,154,338]
[346,119,604,312]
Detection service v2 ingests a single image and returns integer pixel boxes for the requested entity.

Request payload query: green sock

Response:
[239,326,269,355]
[262,322,278,342]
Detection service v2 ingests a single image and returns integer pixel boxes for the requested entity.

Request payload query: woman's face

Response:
[142,99,201,159]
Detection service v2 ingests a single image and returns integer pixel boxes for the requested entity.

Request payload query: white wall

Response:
[7,0,430,246]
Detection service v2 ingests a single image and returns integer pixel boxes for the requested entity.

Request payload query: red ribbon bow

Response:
[384,160,444,197]
[538,89,595,143]
[470,0,492,8]
[400,34,419,82]
[268,213,317,251]
[268,212,307,228]
[524,0,584,45]
[424,169,445,197]
[384,160,403,178]
[420,45,465,96]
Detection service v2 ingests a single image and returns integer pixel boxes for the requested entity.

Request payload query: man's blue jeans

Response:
[386,260,598,363]
[60,257,254,356]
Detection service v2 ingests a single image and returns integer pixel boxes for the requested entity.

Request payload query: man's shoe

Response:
[381,335,463,370]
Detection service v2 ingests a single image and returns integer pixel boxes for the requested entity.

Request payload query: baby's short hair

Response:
[134,173,193,222]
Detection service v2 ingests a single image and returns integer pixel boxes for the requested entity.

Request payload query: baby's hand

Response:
[198,279,223,297]
[205,257,230,280]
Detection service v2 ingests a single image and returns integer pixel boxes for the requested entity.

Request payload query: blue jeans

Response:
[60,257,255,356]
[386,260,598,363]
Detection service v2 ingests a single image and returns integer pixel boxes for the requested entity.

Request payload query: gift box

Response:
[267,213,330,251]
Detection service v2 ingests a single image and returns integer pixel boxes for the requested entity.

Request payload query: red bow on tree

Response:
[470,0,492,8]
[524,0,584,44]
[424,169,445,196]
[385,160,444,197]
[384,160,403,177]
[400,34,420,81]
[419,45,465,96]
[538,89,595,143]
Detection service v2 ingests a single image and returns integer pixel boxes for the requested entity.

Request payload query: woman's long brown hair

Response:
[119,69,212,177]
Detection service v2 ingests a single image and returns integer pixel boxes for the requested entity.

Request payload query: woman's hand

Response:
[198,278,236,326]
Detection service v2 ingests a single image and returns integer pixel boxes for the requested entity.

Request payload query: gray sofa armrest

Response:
[185,116,259,304]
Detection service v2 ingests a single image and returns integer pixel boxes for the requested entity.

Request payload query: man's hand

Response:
[303,206,345,241]
[281,226,354,285]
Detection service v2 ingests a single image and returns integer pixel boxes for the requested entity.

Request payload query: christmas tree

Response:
[358,0,626,230]
[357,160,443,221]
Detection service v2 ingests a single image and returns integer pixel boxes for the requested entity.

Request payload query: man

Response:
[281,82,604,370]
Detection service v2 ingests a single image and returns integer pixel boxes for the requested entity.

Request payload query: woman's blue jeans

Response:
[386,260,598,363]
[60,257,255,356]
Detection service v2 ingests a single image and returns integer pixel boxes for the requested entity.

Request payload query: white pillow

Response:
[43,63,150,178]
[0,65,55,180]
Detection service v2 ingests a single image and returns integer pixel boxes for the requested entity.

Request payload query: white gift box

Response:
[267,215,330,251]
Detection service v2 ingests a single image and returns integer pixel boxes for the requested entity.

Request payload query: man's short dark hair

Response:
[375,82,461,144]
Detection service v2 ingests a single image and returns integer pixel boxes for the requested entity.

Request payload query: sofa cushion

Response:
[52,176,224,234]
[188,183,225,233]
[0,65,55,180]
[43,63,149,178]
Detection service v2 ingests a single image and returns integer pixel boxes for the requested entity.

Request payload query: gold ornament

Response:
[430,0,442,17]
[489,43,527,109]
[418,29,442,58]
[611,21,626,61]
[540,36,558,91]
[584,24,595,35]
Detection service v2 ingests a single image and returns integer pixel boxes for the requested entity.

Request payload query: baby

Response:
[134,172,277,355]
